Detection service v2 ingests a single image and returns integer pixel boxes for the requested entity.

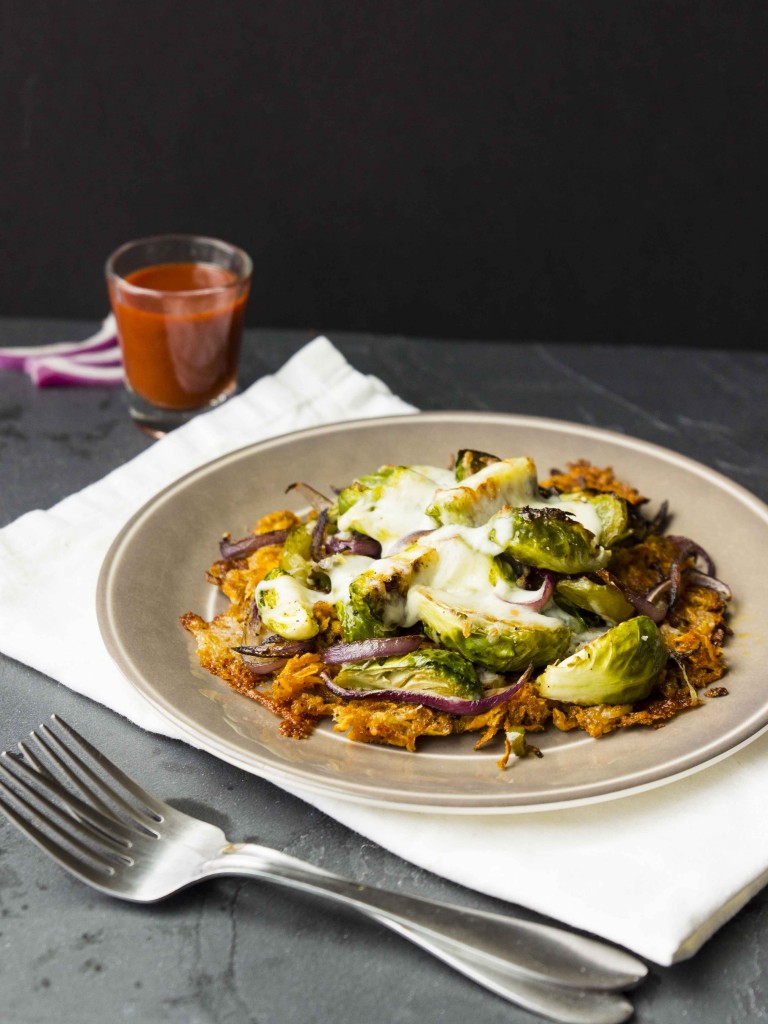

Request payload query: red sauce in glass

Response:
[110,261,249,410]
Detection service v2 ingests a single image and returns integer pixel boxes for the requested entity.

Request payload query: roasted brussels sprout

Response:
[408,586,571,672]
[488,506,610,574]
[255,568,320,641]
[339,543,439,640]
[279,520,316,582]
[426,456,538,527]
[555,576,636,625]
[454,449,501,481]
[334,647,483,701]
[558,492,629,547]
[536,615,667,705]
[335,465,450,549]
[334,465,396,517]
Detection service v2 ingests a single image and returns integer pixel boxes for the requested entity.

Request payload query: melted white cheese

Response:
[428,457,538,526]
[337,466,449,553]
[258,456,610,642]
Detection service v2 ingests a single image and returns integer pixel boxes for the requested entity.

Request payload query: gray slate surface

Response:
[0,319,767,1024]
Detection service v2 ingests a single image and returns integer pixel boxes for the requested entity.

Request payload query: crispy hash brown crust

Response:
[181,470,731,767]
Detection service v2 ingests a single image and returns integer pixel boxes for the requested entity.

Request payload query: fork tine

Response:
[7,747,136,845]
[49,716,167,820]
[31,717,164,830]
[0,788,114,891]
[23,728,145,829]
[21,731,119,823]
[50,716,166,818]
[0,766,128,870]
[17,738,52,777]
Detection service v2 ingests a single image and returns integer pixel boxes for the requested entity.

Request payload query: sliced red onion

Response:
[322,665,532,715]
[233,636,316,658]
[622,587,668,624]
[667,536,716,606]
[27,359,125,388]
[219,529,289,560]
[0,317,118,372]
[285,481,333,512]
[644,579,672,604]
[499,572,555,613]
[668,535,716,575]
[321,634,424,665]
[310,508,329,562]
[325,533,382,558]
[646,499,671,536]
[683,570,733,601]
[242,656,290,675]
[247,599,261,632]
[593,568,670,624]
[61,347,123,366]
[387,530,435,555]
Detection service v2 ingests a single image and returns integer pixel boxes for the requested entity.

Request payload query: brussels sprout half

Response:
[488,506,610,574]
[555,576,636,625]
[408,586,571,672]
[426,456,538,528]
[454,449,501,481]
[255,568,320,641]
[279,520,316,581]
[536,615,668,706]
[334,647,483,701]
[560,491,630,547]
[338,543,439,642]
[334,465,396,518]
[336,597,398,642]
[334,465,446,549]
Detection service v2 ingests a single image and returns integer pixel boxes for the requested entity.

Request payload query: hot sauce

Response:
[109,261,250,410]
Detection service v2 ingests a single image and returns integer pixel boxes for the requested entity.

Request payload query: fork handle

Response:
[201,843,641,1021]
[382,921,634,1024]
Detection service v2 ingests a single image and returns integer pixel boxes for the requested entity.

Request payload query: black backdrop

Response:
[2,1,766,348]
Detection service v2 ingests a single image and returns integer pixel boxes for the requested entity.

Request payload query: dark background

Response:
[1,1,766,348]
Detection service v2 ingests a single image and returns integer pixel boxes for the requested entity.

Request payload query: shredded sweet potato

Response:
[541,460,647,505]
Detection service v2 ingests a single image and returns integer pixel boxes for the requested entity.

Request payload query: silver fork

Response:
[0,716,646,1024]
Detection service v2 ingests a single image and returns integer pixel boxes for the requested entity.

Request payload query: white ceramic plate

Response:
[97,412,768,813]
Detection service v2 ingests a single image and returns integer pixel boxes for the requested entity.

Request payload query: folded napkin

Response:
[1,335,767,966]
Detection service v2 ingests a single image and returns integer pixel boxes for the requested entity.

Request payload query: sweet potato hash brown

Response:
[181,453,732,769]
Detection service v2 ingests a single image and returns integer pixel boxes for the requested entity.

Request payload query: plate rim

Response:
[97,410,768,813]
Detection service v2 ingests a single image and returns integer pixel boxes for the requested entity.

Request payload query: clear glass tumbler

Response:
[106,234,252,436]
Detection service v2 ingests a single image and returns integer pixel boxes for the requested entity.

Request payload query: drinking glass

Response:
[106,234,252,436]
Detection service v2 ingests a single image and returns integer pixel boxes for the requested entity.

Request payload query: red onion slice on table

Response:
[322,665,533,715]
[27,359,125,388]
[0,318,119,372]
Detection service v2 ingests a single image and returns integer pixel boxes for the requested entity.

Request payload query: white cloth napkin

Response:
[1,335,766,966]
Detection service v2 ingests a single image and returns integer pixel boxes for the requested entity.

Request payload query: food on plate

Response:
[180,452,732,768]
